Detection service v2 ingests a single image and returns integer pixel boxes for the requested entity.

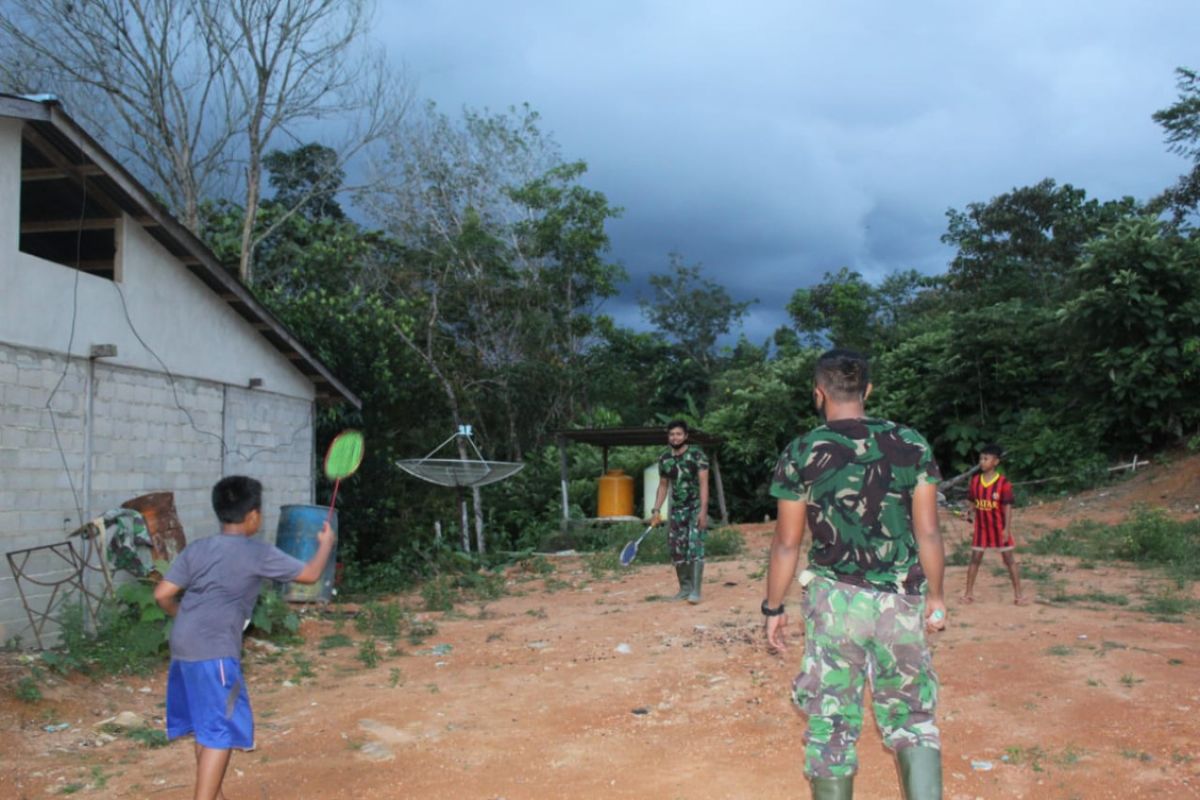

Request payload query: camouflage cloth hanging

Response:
[101,509,155,577]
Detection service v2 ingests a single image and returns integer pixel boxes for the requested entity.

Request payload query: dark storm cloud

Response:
[373,1,1199,336]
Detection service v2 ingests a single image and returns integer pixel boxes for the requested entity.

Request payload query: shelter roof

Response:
[0,93,360,408]
[555,426,722,448]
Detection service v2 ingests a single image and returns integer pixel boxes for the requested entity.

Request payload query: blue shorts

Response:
[165,658,254,750]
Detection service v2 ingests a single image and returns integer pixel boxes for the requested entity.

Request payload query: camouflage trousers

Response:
[792,575,940,778]
[667,507,704,564]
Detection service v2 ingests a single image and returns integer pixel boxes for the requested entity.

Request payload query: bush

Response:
[247,589,301,642]
[41,582,169,677]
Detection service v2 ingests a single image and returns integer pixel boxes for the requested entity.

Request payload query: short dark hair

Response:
[212,475,263,524]
[814,349,870,402]
[979,443,1005,459]
[666,419,689,434]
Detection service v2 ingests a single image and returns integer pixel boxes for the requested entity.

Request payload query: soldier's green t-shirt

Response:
[658,446,709,513]
[769,418,941,595]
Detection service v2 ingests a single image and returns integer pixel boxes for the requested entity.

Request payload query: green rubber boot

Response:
[810,776,854,800]
[670,563,691,600]
[687,560,705,604]
[898,746,942,800]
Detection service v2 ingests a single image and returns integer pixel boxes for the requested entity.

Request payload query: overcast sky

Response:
[374,1,1198,342]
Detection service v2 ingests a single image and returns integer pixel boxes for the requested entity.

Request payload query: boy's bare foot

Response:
[1014,595,1030,606]
[959,594,974,604]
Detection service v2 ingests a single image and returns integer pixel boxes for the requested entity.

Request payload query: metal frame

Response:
[5,522,114,650]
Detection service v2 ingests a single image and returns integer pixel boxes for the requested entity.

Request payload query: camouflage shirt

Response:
[658,446,709,514]
[770,418,941,595]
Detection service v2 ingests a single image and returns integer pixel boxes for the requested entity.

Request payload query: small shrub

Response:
[455,570,507,601]
[357,638,379,668]
[355,602,404,640]
[248,590,301,642]
[14,675,42,703]
[42,586,169,677]
[420,577,456,612]
[407,618,437,645]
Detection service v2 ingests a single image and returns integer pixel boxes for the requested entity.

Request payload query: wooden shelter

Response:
[554,427,729,527]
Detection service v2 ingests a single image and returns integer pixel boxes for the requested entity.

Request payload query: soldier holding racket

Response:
[648,419,710,603]
[762,349,946,800]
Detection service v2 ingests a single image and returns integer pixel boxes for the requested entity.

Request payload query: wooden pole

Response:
[710,451,729,526]
[557,435,570,531]
[473,485,485,554]
[458,487,469,551]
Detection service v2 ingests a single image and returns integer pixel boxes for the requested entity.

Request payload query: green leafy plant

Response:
[248,590,301,641]
[357,637,379,668]
[41,585,170,676]
[420,576,457,612]
[13,674,42,703]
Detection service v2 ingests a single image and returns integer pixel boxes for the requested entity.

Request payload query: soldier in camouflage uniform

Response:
[649,420,710,603]
[762,349,946,800]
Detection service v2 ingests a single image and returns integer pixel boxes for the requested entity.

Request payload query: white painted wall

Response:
[0,120,315,402]
[0,117,326,646]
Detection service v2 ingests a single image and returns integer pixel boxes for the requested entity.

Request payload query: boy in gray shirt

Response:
[154,475,334,800]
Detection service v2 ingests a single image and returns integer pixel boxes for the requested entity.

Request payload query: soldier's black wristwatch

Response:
[761,600,785,617]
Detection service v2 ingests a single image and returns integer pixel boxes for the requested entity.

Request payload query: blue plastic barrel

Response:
[274,504,338,602]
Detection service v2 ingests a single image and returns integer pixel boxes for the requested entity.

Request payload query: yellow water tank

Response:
[597,469,634,517]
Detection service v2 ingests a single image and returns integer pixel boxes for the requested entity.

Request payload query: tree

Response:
[263,144,347,222]
[639,253,755,369]
[942,179,1138,307]
[787,267,875,351]
[0,0,407,283]
[364,103,623,551]
[1059,216,1200,447]
[1151,66,1200,227]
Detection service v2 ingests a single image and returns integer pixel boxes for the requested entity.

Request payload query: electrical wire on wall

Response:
[41,121,315,529]
[42,124,89,526]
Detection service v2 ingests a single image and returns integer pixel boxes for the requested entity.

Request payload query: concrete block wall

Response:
[0,341,316,646]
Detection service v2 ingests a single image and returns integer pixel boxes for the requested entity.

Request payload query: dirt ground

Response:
[2,456,1199,799]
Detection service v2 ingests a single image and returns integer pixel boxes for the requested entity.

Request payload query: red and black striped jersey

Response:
[969,473,1014,548]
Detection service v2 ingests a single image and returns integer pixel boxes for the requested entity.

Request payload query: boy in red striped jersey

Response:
[961,444,1028,605]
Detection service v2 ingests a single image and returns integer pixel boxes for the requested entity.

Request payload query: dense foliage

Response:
[191,70,1200,580]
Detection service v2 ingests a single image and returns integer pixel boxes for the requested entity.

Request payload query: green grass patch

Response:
[946,538,972,567]
[1049,590,1130,606]
[1139,589,1200,618]
[126,727,169,748]
[318,633,355,652]
[1045,644,1074,657]
[1031,507,1200,583]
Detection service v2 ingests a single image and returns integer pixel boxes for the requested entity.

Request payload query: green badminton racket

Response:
[323,430,365,525]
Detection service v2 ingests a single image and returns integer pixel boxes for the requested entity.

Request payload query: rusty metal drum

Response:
[120,492,188,564]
